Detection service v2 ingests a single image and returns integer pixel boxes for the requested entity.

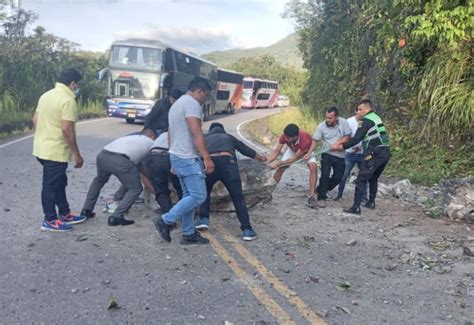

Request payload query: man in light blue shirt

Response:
[307,106,351,207]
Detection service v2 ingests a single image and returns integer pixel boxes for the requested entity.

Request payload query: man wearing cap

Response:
[143,131,183,213]
[32,68,86,232]
[144,89,183,135]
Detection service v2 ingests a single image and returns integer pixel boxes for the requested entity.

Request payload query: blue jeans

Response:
[37,158,70,221]
[162,155,207,236]
[338,152,367,198]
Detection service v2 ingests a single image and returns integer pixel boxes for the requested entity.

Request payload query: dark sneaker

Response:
[59,213,87,225]
[108,216,135,226]
[242,229,257,241]
[343,206,361,215]
[153,217,172,242]
[80,209,96,219]
[180,232,209,245]
[305,196,317,208]
[333,194,342,201]
[195,218,209,230]
[365,201,375,209]
[40,219,73,232]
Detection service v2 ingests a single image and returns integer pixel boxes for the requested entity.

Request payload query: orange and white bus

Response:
[214,68,244,114]
[241,77,279,109]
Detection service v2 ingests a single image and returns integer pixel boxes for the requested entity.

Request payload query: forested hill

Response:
[203,33,303,69]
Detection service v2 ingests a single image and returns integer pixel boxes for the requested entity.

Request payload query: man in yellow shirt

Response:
[32,68,87,232]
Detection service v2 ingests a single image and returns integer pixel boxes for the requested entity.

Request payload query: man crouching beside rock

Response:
[80,127,157,226]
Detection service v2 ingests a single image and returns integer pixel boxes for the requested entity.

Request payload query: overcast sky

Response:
[19,0,295,54]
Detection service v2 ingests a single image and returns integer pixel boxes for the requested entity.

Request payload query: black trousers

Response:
[353,146,390,207]
[37,158,70,221]
[317,153,346,200]
[199,156,252,231]
[144,153,182,213]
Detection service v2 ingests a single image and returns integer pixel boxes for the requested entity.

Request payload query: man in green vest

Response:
[332,99,390,215]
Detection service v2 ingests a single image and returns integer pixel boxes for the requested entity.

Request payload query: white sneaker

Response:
[103,200,118,213]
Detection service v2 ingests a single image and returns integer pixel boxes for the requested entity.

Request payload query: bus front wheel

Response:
[126,118,135,124]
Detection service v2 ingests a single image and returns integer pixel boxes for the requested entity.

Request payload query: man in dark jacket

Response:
[332,99,390,215]
[144,89,183,134]
[196,123,267,241]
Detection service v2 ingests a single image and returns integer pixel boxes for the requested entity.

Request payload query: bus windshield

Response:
[110,46,162,70]
[110,70,160,99]
[243,80,254,89]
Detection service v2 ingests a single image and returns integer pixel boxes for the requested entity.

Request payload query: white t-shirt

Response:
[151,132,169,149]
[168,94,202,158]
[346,116,363,154]
[104,134,154,164]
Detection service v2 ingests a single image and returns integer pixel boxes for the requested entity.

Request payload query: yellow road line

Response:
[215,224,327,325]
[202,231,295,325]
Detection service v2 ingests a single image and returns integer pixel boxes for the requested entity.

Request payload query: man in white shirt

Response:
[80,128,157,226]
[335,107,368,201]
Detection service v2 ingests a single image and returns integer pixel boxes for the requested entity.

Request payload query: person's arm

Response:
[61,120,83,168]
[232,136,257,159]
[340,119,373,150]
[331,135,351,150]
[187,117,214,174]
[270,148,305,169]
[32,112,38,130]
[304,139,317,160]
[267,143,284,163]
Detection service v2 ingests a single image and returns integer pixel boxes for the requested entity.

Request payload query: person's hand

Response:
[269,161,280,169]
[331,144,344,151]
[304,152,312,161]
[257,154,267,162]
[74,153,84,168]
[352,146,361,153]
[170,167,176,175]
[203,157,215,174]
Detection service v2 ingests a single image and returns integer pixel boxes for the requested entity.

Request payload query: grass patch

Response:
[0,100,106,139]
[384,125,473,186]
[267,106,321,136]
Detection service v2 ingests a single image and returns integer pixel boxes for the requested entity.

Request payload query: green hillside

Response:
[203,33,303,69]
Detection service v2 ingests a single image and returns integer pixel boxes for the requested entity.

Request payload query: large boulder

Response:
[209,158,276,211]
[440,177,474,223]
[144,158,276,212]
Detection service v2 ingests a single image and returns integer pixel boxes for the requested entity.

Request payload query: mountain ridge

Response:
[203,33,303,69]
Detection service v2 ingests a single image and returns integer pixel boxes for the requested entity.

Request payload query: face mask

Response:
[74,88,80,97]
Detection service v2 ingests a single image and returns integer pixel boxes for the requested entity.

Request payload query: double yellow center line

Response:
[202,224,326,324]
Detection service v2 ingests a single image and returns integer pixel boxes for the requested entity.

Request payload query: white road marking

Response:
[0,118,110,149]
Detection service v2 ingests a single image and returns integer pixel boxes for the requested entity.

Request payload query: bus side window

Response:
[165,50,175,71]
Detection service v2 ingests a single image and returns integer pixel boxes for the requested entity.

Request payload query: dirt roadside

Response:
[235,115,474,324]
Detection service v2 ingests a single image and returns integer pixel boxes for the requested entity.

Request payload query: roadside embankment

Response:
[242,109,474,223]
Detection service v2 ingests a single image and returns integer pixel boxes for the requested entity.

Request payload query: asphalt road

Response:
[1,108,320,324]
[1,109,473,324]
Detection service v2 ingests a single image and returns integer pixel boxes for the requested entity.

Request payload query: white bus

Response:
[102,38,218,123]
[241,77,279,109]
[214,68,244,114]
